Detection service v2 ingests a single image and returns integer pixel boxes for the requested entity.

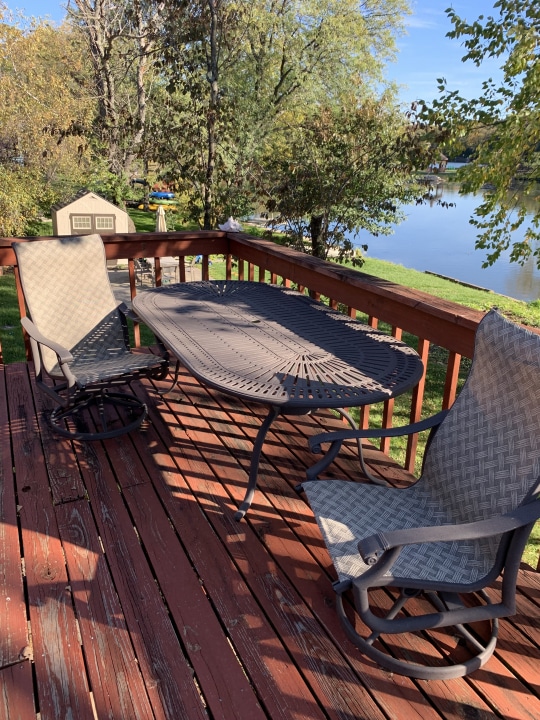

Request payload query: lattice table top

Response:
[133,281,424,409]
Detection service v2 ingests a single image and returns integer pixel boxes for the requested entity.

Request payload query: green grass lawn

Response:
[359,256,540,327]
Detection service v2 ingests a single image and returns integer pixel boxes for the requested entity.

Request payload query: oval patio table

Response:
[133,281,424,519]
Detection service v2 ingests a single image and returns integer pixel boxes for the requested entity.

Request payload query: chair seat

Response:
[303,479,497,587]
[53,350,164,387]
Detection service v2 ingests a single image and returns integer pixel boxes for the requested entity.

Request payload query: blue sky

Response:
[7,0,504,107]
[6,0,66,23]
[388,0,505,107]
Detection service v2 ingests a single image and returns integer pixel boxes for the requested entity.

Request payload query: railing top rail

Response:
[0,231,227,266]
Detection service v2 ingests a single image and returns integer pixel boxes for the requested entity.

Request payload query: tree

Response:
[0,166,47,237]
[69,0,166,197]
[0,12,97,230]
[152,0,411,230]
[426,1,540,269]
[261,97,437,261]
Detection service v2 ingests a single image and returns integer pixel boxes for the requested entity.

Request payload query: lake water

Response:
[358,182,540,302]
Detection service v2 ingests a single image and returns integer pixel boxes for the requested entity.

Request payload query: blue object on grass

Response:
[150,191,175,200]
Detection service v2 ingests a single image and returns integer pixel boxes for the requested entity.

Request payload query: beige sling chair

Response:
[13,234,168,440]
[300,310,540,679]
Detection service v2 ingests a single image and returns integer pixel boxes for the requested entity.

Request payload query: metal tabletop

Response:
[133,281,424,517]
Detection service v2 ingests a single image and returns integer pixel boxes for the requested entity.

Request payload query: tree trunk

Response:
[203,0,219,230]
[309,214,327,259]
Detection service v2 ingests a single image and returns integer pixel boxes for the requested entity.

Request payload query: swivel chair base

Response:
[48,390,147,441]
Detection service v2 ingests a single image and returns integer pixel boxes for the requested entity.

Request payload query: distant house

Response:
[52,190,134,236]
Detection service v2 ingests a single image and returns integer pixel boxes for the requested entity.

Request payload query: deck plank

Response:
[55,500,156,720]
[6,363,95,720]
[138,378,333,720]
[30,367,87,505]
[71,437,209,720]
[0,663,36,719]
[97,407,270,720]
[0,366,28,669]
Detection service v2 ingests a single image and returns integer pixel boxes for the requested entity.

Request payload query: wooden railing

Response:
[0,230,488,473]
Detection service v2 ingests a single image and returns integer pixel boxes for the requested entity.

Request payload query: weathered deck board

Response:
[7,363,96,720]
[0,365,28,670]
[1,359,540,720]
[0,663,36,719]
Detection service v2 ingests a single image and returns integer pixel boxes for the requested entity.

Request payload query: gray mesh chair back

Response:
[302,310,540,679]
[13,234,168,439]
[15,234,127,377]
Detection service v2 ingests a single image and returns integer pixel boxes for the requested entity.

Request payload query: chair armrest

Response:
[118,302,139,323]
[358,500,540,566]
[309,410,449,454]
[21,316,73,363]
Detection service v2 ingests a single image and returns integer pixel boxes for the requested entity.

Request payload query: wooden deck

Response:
[1,357,540,720]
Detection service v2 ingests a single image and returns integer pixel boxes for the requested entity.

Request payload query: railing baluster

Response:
[154,256,162,286]
[443,351,461,408]
[202,255,210,280]
[179,257,186,283]
[127,259,141,347]
[380,326,403,455]
[13,264,30,360]
[405,337,430,472]
[359,317,379,429]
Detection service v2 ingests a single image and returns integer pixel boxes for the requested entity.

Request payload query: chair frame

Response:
[21,306,168,440]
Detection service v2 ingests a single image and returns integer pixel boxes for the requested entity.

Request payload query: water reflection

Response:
[358,183,540,302]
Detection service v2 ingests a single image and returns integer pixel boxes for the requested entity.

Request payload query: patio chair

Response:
[13,234,169,440]
[135,257,154,287]
[301,310,540,679]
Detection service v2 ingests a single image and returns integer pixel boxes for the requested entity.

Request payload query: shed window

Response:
[96,216,114,230]
[72,216,92,230]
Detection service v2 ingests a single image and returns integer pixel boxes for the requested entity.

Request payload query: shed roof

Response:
[51,189,127,214]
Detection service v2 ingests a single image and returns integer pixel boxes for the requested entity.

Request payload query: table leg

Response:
[234,405,281,521]
[157,359,181,395]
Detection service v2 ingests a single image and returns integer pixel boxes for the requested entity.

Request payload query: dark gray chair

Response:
[301,310,540,679]
[13,234,168,440]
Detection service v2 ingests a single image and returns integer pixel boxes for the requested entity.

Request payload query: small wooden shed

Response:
[52,190,133,236]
